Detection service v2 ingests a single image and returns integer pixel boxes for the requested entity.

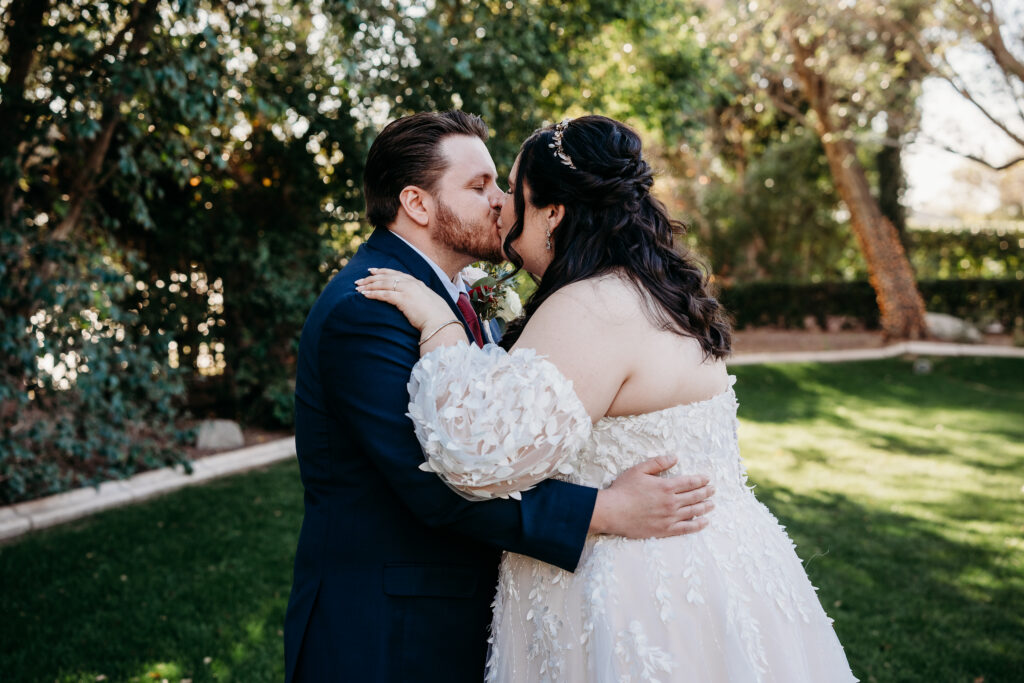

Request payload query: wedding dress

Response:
[408,343,857,683]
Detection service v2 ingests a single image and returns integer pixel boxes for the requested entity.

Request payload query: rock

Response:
[925,312,983,344]
[913,358,933,375]
[983,321,1005,335]
[802,315,822,332]
[196,419,244,451]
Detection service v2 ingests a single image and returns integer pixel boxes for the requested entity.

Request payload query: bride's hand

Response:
[356,267,457,333]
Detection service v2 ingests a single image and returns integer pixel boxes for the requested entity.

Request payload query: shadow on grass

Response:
[733,357,1024,427]
[0,463,303,683]
[755,482,1024,683]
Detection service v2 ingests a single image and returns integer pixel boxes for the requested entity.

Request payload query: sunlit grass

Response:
[733,357,1024,682]
[0,356,1021,681]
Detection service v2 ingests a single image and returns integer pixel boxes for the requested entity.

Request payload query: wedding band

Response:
[393,278,399,291]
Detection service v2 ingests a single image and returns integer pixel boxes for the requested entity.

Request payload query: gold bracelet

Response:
[419,319,462,346]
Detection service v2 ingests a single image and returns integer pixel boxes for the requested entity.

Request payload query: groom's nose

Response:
[489,185,504,210]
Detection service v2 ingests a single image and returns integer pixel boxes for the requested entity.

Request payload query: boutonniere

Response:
[461,264,523,332]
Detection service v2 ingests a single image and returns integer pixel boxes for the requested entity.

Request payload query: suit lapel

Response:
[365,228,476,340]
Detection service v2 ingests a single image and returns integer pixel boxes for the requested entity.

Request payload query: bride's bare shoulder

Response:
[543,272,639,317]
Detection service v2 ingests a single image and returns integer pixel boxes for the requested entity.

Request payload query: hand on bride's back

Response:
[590,455,714,538]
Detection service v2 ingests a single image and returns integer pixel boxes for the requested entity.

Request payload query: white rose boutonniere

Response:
[460,263,523,332]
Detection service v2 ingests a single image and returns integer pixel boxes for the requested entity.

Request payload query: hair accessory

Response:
[549,118,576,169]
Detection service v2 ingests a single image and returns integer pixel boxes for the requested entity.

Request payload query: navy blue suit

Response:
[284,228,598,682]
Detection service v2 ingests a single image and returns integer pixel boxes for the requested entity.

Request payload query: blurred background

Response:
[2,0,1022,504]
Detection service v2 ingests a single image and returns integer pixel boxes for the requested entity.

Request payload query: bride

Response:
[356,115,856,682]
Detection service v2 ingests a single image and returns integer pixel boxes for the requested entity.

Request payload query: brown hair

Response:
[363,110,489,230]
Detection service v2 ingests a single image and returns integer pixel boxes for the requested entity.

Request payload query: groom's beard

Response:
[435,200,503,263]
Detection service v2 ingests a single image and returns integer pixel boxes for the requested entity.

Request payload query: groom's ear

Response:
[398,186,432,227]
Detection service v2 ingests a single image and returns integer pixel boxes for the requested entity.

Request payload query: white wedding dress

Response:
[408,343,857,683]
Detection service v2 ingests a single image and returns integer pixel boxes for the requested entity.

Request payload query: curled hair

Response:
[501,115,732,360]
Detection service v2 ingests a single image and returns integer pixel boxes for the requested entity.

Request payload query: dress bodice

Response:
[559,376,751,502]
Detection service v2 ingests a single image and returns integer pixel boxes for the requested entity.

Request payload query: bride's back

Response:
[523,272,730,421]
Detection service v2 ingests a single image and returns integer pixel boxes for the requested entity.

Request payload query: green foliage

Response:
[908,226,1024,280]
[696,130,867,283]
[0,238,189,504]
[721,278,1023,330]
[721,280,880,329]
[0,0,361,501]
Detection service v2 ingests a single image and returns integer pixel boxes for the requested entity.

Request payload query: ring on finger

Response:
[392,278,399,291]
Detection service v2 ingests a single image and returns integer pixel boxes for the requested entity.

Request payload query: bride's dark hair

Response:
[500,115,732,359]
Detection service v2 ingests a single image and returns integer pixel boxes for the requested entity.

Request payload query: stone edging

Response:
[2,342,1021,544]
[727,341,1024,366]
[0,437,295,544]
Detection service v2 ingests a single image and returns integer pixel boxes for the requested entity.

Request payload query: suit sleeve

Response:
[318,291,597,572]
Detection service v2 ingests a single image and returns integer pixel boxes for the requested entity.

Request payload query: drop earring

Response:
[545,229,552,250]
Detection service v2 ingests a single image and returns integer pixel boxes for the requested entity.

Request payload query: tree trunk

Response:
[876,121,907,245]
[49,0,161,243]
[786,23,927,339]
[821,136,926,339]
[0,0,52,223]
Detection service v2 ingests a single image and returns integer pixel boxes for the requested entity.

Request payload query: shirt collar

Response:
[389,231,466,302]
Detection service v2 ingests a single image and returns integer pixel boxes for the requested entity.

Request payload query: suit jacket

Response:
[284,228,598,682]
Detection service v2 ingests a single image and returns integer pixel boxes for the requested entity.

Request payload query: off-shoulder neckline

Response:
[595,375,737,428]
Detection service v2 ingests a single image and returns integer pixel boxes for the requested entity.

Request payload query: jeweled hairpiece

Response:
[548,118,576,169]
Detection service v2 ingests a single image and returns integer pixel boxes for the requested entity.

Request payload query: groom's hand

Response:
[588,456,714,538]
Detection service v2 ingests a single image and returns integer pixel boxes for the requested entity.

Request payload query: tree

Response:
[695,0,930,338]
[0,0,367,501]
[904,0,1024,171]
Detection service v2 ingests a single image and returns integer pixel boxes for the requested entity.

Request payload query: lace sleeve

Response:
[406,342,591,501]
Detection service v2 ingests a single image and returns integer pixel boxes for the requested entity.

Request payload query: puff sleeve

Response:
[407,342,591,500]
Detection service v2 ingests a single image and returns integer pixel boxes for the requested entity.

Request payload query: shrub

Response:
[1,242,189,505]
[720,279,1023,330]
[908,226,1024,280]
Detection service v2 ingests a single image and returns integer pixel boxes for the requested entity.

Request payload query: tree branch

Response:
[765,88,808,127]
[941,147,1024,171]
[956,0,1024,84]
[0,0,52,223]
[49,0,162,243]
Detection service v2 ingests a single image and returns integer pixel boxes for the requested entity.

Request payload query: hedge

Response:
[719,278,1023,330]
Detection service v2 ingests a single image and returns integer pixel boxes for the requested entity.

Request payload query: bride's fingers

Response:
[358,287,403,303]
[356,275,420,294]
[356,272,405,287]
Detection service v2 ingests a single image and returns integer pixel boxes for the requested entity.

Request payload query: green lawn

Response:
[1,356,1021,682]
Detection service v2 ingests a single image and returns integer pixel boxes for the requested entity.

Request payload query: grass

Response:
[733,357,1024,683]
[1,356,1022,682]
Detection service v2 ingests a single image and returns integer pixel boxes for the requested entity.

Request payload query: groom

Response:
[284,110,715,682]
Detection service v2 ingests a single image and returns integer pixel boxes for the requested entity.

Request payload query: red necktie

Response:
[456,292,485,347]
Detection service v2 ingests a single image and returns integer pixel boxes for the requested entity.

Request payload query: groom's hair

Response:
[364,110,489,230]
